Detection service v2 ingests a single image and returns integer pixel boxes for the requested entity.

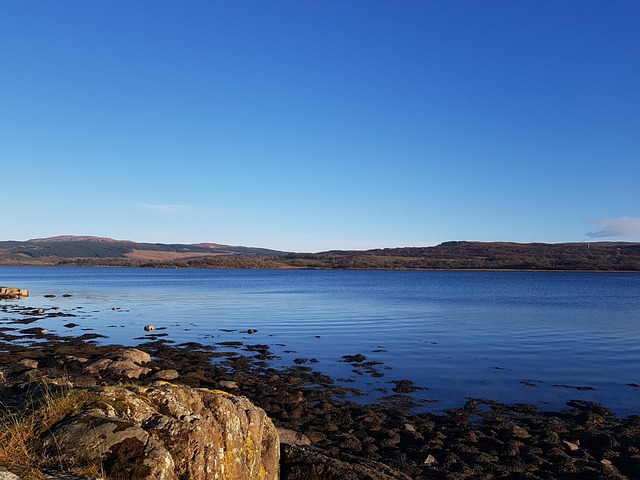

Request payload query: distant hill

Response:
[0,236,639,271]
[283,241,640,271]
[0,236,291,266]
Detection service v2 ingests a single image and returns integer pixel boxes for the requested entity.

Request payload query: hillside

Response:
[0,237,639,271]
[0,236,290,266]
[285,241,640,271]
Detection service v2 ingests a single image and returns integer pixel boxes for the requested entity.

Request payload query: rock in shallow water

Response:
[0,287,29,300]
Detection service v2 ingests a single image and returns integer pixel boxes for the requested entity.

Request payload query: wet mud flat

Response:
[1,302,640,479]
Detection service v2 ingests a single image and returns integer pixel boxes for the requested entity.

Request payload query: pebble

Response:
[403,423,416,432]
[512,425,531,438]
[144,325,155,331]
[424,454,438,465]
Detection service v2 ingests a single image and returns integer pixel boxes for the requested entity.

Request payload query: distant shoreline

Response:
[2,263,640,273]
[2,237,639,271]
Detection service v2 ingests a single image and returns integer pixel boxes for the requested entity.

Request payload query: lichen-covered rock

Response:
[41,411,176,479]
[42,384,279,480]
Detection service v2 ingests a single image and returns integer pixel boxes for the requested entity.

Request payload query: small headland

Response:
[0,299,639,479]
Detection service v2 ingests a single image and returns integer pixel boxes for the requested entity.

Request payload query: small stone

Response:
[563,440,580,451]
[144,325,155,332]
[512,425,531,438]
[154,369,179,381]
[62,293,72,297]
[404,423,416,432]
[44,294,56,298]
[424,454,438,465]
[218,380,239,390]
[36,308,45,315]
[247,329,258,334]
[19,358,38,369]
[600,458,618,473]
[277,427,312,445]
[65,355,89,364]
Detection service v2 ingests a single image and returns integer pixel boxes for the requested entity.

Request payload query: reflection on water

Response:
[1,267,639,414]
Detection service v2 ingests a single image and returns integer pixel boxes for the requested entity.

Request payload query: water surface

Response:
[1,267,639,415]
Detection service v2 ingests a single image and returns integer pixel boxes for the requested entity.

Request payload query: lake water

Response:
[1,267,639,415]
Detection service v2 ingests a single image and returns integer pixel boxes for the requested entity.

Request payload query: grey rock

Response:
[218,380,239,390]
[153,369,179,381]
[0,467,20,480]
[277,428,312,446]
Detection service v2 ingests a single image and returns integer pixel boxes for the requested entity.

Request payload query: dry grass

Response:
[0,385,100,478]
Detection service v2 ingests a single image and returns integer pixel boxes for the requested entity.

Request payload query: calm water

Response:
[1,267,639,415]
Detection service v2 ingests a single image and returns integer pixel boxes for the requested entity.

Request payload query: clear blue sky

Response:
[2,1,639,252]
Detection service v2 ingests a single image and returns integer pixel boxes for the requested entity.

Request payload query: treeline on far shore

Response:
[44,242,640,271]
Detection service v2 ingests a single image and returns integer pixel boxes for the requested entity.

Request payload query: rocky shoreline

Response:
[1,300,639,479]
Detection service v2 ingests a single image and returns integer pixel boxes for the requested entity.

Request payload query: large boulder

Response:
[0,287,29,300]
[42,384,280,480]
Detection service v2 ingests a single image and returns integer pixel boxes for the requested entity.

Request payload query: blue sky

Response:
[2,1,639,252]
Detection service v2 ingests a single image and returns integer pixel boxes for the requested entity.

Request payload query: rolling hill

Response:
[0,236,290,266]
